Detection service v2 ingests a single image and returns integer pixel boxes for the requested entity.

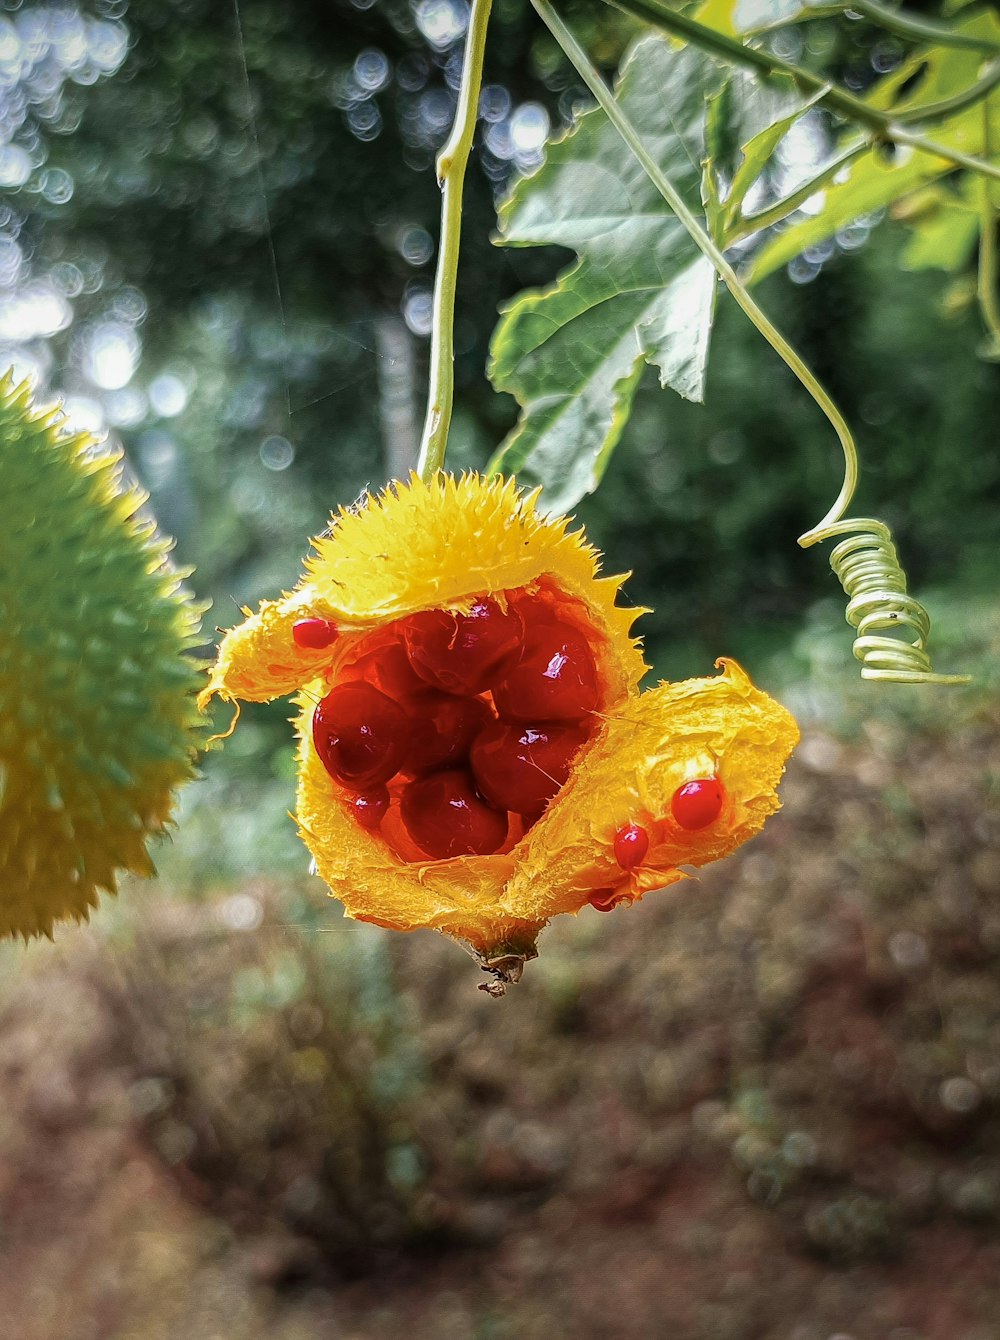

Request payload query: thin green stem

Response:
[416,0,493,481]
[850,0,1000,56]
[978,96,1000,346]
[531,0,858,539]
[890,121,1000,181]
[733,140,868,241]
[599,0,1000,183]
[894,59,1000,125]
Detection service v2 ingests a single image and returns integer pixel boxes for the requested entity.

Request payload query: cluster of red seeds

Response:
[588,779,727,911]
[301,592,600,861]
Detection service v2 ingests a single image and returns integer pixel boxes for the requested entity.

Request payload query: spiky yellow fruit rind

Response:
[203,473,798,960]
[201,472,646,708]
[0,373,204,939]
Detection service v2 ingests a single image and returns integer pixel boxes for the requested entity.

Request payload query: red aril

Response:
[405,691,495,775]
[510,591,561,626]
[347,787,390,831]
[340,638,428,704]
[400,769,508,859]
[671,777,725,830]
[293,617,339,649]
[470,720,588,814]
[613,822,649,870]
[404,596,522,696]
[312,682,411,791]
[492,621,599,722]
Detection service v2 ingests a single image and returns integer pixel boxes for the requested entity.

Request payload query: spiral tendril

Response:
[799,517,971,684]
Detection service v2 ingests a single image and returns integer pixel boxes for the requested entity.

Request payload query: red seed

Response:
[405,691,495,775]
[292,617,339,650]
[400,769,508,859]
[312,682,411,791]
[347,787,390,831]
[671,777,726,830]
[492,621,599,723]
[613,822,649,870]
[404,597,522,696]
[340,638,428,703]
[470,720,588,814]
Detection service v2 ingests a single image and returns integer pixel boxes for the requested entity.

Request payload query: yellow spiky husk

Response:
[0,373,203,939]
[203,473,798,960]
[200,472,646,709]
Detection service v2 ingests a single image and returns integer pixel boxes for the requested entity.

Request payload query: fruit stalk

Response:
[416,0,494,481]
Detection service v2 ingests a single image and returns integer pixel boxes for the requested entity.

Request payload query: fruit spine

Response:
[0,373,203,938]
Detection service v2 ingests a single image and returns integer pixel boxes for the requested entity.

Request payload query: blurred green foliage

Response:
[3,0,997,729]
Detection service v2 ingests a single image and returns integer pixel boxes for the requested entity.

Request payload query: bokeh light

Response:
[84,320,140,390]
[414,0,468,51]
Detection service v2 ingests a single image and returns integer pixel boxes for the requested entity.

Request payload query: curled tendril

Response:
[799,477,970,684]
[801,518,970,684]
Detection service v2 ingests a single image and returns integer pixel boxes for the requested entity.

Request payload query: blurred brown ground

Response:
[1,697,999,1340]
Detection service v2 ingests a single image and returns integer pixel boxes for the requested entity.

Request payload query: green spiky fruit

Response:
[0,372,203,939]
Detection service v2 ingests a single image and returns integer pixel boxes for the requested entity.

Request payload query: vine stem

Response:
[599,0,1000,185]
[894,60,1000,126]
[530,0,857,541]
[742,0,1000,54]
[416,0,494,481]
[979,96,1000,349]
[850,0,1000,56]
[733,140,868,242]
[890,120,1000,182]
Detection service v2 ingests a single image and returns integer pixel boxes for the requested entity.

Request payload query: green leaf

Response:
[704,71,824,243]
[747,11,1000,282]
[864,14,1000,116]
[489,36,724,512]
[691,0,842,37]
[896,183,981,271]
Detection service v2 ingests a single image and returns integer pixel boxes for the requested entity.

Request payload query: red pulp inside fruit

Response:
[405,691,495,775]
[310,587,606,857]
[588,887,628,912]
[671,777,725,830]
[312,682,411,791]
[340,640,428,703]
[348,787,390,831]
[492,621,599,723]
[404,597,522,696]
[400,769,509,859]
[471,720,588,814]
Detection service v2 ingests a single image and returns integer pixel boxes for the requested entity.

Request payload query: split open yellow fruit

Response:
[203,473,798,977]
